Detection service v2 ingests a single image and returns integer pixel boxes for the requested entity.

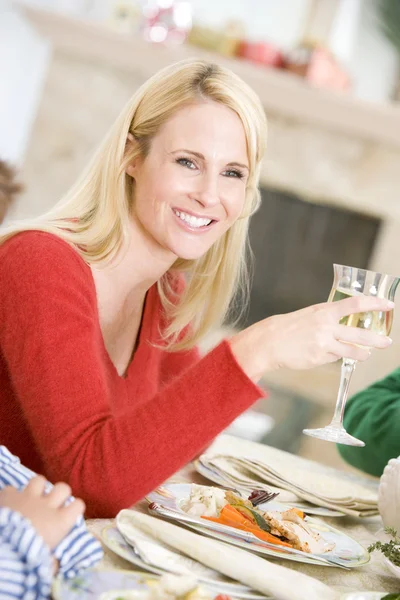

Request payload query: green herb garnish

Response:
[368,526,400,567]
[382,595,400,599]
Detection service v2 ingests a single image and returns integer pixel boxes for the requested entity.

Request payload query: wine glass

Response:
[303,264,400,447]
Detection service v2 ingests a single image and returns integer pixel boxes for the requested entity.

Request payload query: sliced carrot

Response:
[202,514,292,548]
[220,504,253,525]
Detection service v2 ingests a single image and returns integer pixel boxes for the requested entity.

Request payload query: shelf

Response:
[19,5,400,151]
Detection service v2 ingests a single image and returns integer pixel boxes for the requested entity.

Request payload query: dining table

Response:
[86,434,400,597]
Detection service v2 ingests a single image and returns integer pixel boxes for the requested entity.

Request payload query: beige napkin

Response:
[203,455,377,516]
[115,514,253,594]
[213,455,377,511]
[198,434,379,517]
[117,510,338,600]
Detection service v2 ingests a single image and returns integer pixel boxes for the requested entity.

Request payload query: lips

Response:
[173,208,216,230]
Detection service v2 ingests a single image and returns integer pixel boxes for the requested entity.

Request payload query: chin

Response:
[172,249,208,261]
[166,241,211,262]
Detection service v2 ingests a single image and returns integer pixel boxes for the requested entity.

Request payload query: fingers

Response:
[25,475,47,496]
[331,340,372,362]
[332,295,394,318]
[0,485,18,506]
[46,482,72,508]
[335,324,392,348]
[60,497,86,524]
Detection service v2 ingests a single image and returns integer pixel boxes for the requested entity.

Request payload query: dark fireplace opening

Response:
[241,187,382,327]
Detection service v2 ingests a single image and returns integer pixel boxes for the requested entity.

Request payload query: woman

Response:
[0,60,393,518]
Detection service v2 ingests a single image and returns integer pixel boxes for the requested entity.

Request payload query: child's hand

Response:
[0,475,85,549]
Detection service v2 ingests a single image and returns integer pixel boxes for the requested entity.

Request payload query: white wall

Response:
[349,0,399,103]
[190,0,313,49]
[16,0,113,21]
[0,0,50,164]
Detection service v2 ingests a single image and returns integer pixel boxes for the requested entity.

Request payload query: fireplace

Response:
[242,187,382,326]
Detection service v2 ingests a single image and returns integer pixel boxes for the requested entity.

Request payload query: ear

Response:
[125,133,140,177]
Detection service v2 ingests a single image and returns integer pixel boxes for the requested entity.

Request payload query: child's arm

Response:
[0,447,103,577]
[0,506,53,600]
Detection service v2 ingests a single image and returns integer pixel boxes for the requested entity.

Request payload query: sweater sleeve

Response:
[338,367,400,477]
[0,507,53,600]
[0,232,264,517]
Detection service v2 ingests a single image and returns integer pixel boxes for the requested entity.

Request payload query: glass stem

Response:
[330,358,357,427]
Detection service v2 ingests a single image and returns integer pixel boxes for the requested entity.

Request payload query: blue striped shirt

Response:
[0,507,52,600]
[0,446,103,598]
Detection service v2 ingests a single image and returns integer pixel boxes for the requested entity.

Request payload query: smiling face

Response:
[127,101,249,261]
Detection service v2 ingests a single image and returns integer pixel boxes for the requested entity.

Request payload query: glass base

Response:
[303,425,365,447]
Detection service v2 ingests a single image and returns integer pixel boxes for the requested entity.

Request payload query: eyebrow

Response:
[173,148,249,171]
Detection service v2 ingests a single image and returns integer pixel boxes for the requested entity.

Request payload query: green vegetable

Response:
[368,526,400,567]
[381,594,400,599]
[225,490,272,533]
[233,505,272,533]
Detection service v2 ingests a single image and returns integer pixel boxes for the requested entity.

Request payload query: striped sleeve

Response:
[0,507,53,600]
[0,446,103,578]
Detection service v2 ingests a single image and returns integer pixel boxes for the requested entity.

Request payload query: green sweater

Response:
[339,367,400,477]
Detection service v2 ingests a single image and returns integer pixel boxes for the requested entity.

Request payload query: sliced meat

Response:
[261,510,335,554]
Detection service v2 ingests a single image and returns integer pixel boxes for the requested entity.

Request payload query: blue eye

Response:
[224,169,244,179]
[176,158,196,169]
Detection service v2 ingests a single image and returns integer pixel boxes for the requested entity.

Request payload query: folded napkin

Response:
[115,514,254,596]
[198,449,378,517]
[117,510,338,600]
[196,434,379,517]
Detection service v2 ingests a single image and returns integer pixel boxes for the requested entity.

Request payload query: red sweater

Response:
[0,232,264,517]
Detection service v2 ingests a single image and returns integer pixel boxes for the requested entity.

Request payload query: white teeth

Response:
[174,210,212,228]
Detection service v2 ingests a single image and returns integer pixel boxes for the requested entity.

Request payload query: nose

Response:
[189,172,219,209]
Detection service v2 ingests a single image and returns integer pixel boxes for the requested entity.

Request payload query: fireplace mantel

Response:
[20,6,400,151]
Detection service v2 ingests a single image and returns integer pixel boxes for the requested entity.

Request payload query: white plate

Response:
[146,483,370,568]
[53,568,245,600]
[102,525,270,600]
[383,555,400,579]
[340,594,392,600]
[53,569,161,600]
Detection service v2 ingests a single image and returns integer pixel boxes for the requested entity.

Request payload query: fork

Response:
[123,534,152,565]
[221,486,279,505]
[248,490,280,506]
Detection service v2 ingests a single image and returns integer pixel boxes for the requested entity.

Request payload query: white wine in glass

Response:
[328,288,394,337]
[303,264,400,447]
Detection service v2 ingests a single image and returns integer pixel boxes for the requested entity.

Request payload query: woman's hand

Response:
[0,476,85,551]
[229,295,394,382]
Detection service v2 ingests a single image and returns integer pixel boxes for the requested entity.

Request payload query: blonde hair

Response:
[0,160,23,224]
[0,59,267,350]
